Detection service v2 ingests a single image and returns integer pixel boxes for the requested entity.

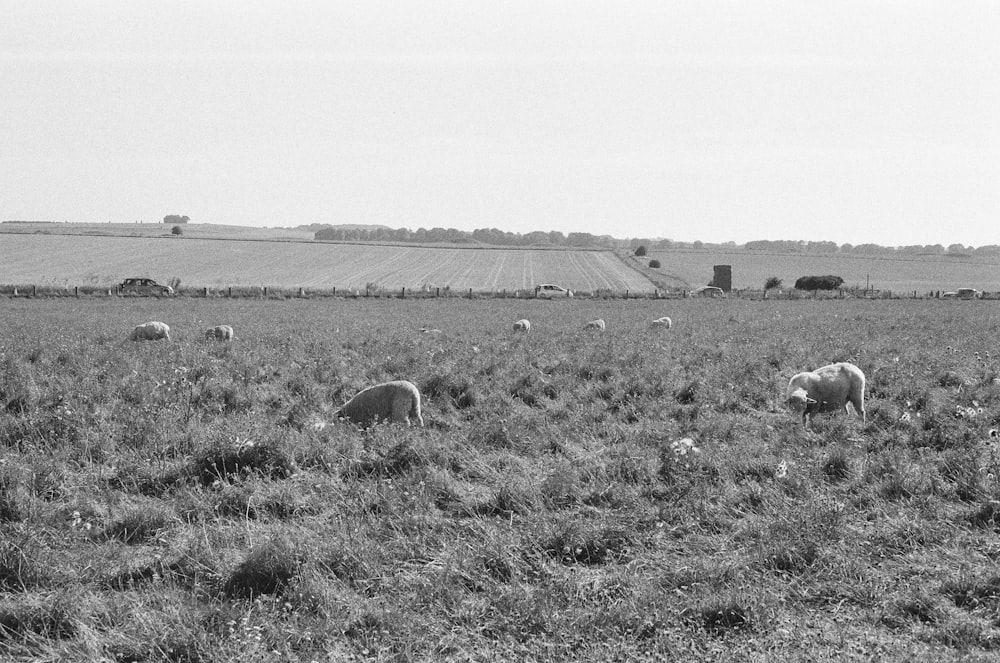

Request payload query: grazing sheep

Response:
[513,319,531,333]
[651,316,673,329]
[129,321,171,341]
[337,380,424,428]
[785,362,866,428]
[205,325,235,340]
[585,319,606,331]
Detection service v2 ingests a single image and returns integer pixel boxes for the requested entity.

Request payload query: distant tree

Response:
[692,240,704,250]
[794,275,844,291]
[164,214,190,224]
[764,276,782,290]
[649,259,661,269]
[634,245,648,257]
[171,225,183,235]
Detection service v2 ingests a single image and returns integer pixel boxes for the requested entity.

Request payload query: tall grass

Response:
[1,297,998,660]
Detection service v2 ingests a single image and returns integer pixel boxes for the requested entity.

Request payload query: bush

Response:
[171,225,183,235]
[649,259,661,269]
[634,245,647,257]
[794,275,844,291]
[764,276,782,290]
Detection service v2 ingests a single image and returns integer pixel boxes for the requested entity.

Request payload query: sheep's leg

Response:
[391,398,410,425]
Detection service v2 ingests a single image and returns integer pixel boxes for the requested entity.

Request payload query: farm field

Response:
[2,297,1000,661]
[0,234,654,293]
[644,247,1000,294]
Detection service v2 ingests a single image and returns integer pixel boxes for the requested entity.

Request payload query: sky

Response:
[2,1,998,246]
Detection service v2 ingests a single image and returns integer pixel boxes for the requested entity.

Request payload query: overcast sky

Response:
[2,1,998,246]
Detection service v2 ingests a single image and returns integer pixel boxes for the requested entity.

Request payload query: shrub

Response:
[634,245,647,257]
[764,276,782,290]
[794,275,844,291]
[171,225,183,235]
[649,259,661,269]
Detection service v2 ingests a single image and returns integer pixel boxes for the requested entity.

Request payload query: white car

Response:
[692,285,725,298]
[536,284,573,298]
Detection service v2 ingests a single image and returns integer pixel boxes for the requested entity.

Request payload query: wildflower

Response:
[671,437,700,456]
[776,460,788,479]
[900,412,911,422]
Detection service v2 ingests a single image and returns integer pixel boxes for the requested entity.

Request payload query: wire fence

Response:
[1,284,996,301]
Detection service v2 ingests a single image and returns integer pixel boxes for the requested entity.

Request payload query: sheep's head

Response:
[786,388,816,415]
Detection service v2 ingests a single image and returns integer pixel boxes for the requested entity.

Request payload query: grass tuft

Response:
[223,538,303,600]
[192,440,295,485]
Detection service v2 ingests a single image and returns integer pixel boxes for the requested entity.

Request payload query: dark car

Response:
[119,277,174,296]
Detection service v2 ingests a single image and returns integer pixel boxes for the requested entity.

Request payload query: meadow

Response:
[643,248,1000,294]
[2,297,1000,661]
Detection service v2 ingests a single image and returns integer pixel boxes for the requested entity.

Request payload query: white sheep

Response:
[205,324,235,340]
[129,321,171,341]
[337,380,424,428]
[785,362,866,428]
[585,319,606,331]
[651,316,673,329]
[513,319,531,333]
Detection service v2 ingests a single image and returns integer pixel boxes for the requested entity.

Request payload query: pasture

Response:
[644,248,1000,294]
[2,297,1000,661]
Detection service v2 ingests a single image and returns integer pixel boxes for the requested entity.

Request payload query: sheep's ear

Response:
[806,396,817,404]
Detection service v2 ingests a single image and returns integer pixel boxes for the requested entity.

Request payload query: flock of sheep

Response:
[512,315,865,429]
[128,314,866,431]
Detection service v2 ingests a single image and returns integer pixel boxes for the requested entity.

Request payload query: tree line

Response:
[310,225,1000,255]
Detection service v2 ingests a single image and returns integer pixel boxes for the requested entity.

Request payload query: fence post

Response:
[299,287,305,298]
[625,290,629,300]
[228,287,232,298]
[332,287,335,297]
[32,285,36,297]
[204,287,208,297]
[401,287,406,299]
[468,288,472,298]
[74,286,79,298]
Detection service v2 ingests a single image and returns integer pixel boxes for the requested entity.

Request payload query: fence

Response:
[1,284,997,301]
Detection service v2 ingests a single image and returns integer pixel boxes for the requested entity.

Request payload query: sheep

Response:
[785,362,866,428]
[651,316,673,329]
[129,321,171,341]
[336,380,424,428]
[205,325,235,340]
[585,319,606,331]
[513,319,531,333]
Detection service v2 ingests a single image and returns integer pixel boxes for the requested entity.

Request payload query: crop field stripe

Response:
[414,248,459,287]
[489,251,508,291]
[451,251,481,288]
[568,251,598,290]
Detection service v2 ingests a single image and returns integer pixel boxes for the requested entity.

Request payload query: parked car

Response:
[956,288,982,300]
[692,285,726,298]
[119,277,174,296]
[536,283,573,298]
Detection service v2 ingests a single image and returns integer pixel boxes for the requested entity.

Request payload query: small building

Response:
[711,265,732,293]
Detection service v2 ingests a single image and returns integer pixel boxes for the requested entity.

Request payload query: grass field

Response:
[0,234,655,293]
[5,223,1000,295]
[643,248,1000,294]
[2,297,1000,661]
